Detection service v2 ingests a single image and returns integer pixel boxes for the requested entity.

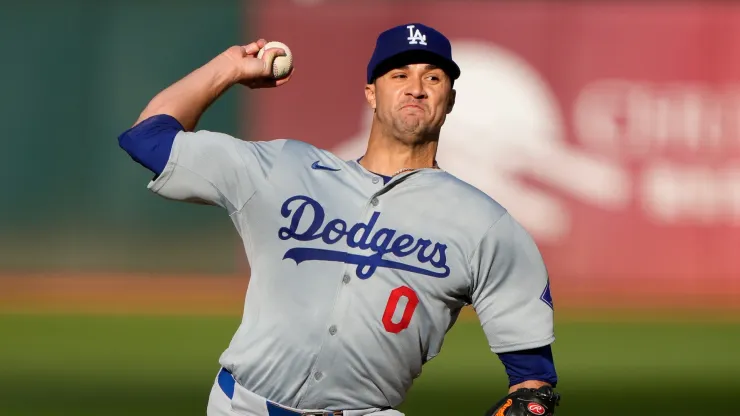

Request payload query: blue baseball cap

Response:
[366,23,461,84]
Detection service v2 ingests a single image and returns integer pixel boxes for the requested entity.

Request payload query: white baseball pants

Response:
[206,368,404,416]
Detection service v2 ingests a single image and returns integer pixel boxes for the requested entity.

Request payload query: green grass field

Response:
[1,314,738,415]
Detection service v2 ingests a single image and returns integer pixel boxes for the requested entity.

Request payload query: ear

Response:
[365,83,377,110]
[446,88,456,114]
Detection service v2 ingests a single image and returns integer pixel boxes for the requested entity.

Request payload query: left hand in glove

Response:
[483,385,561,416]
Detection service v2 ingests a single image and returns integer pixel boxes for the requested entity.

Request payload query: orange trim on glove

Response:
[495,399,513,416]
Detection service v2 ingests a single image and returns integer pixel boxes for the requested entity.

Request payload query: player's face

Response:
[366,63,456,144]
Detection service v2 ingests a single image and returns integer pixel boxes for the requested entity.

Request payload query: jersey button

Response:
[372,177,380,184]
[342,274,350,284]
[329,325,337,335]
[314,371,323,381]
[371,198,379,206]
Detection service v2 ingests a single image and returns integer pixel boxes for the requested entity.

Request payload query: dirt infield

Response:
[1,272,738,320]
[0,273,250,316]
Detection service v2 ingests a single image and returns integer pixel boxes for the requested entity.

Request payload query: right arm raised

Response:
[118,41,293,212]
[133,40,290,131]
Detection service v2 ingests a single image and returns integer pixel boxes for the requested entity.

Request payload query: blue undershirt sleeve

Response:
[118,114,184,175]
[497,345,558,387]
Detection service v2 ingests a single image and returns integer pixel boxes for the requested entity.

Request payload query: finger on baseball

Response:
[243,39,268,55]
[262,47,286,59]
[259,48,287,74]
[240,68,293,89]
[242,42,261,56]
[275,68,295,86]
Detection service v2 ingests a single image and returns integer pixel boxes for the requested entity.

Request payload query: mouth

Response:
[401,104,424,111]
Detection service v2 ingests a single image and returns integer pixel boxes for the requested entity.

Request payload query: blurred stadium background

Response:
[2,1,739,415]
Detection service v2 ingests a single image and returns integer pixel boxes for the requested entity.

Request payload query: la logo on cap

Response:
[406,25,427,45]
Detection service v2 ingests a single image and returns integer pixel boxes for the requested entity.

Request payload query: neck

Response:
[360,124,439,176]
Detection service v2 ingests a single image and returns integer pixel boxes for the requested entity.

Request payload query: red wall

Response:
[247,1,740,309]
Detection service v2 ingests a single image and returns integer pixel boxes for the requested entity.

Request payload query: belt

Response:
[218,367,344,416]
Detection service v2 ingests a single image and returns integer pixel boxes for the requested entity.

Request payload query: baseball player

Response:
[119,23,560,416]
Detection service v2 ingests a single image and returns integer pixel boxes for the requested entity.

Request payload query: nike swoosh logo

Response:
[311,161,341,172]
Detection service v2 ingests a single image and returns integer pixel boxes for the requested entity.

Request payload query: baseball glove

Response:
[483,385,560,416]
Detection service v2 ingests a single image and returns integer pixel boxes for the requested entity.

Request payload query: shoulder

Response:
[428,172,537,255]
[433,171,509,225]
[272,139,353,167]
[275,138,321,153]
[270,138,332,158]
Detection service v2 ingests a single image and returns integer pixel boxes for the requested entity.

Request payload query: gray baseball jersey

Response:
[148,130,555,411]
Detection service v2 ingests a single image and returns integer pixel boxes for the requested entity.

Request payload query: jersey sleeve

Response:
[497,345,558,387]
[147,129,286,213]
[469,212,555,353]
[118,114,182,176]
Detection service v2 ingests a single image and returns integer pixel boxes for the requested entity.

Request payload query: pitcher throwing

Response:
[119,22,560,416]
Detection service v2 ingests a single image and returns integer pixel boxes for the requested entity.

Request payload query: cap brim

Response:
[369,50,461,84]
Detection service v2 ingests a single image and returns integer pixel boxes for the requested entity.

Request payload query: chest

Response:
[245,169,474,301]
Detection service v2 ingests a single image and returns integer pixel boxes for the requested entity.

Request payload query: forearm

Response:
[498,345,558,394]
[135,53,238,130]
[508,380,551,393]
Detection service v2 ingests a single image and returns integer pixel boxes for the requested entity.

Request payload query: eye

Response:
[392,73,407,79]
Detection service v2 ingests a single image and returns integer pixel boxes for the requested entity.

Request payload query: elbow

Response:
[118,115,149,153]
[118,129,135,155]
[117,126,143,164]
[117,114,182,175]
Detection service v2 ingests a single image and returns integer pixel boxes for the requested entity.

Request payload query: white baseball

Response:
[257,41,293,79]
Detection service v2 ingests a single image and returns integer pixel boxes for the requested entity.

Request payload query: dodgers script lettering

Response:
[278,195,450,279]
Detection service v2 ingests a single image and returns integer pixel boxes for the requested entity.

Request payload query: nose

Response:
[405,76,426,100]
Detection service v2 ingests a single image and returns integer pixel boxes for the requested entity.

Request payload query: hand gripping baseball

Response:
[222,39,294,89]
[484,386,561,416]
